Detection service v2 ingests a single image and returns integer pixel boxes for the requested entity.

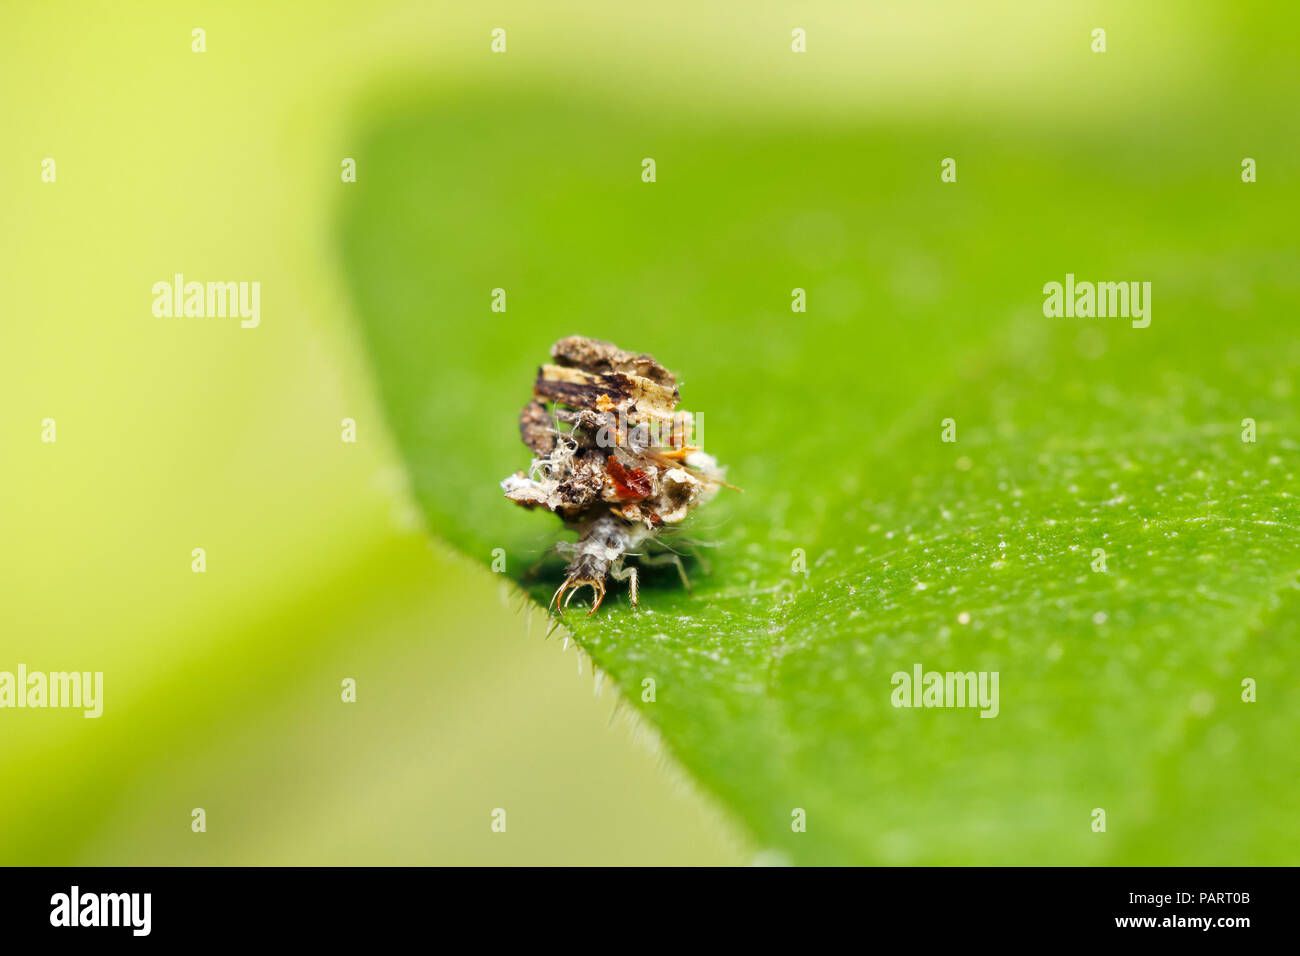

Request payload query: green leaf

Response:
[340,89,1300,864]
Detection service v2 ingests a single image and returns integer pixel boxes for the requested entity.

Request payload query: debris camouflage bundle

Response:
[501,336,725,614]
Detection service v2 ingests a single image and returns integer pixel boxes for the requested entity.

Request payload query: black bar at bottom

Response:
[0,866,1279,942]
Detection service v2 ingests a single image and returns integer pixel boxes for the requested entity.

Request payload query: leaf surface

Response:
[340,88,1300,863]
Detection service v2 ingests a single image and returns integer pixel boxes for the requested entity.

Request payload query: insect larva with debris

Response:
[500,335,730,615]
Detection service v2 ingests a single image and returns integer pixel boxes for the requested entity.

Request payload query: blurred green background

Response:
[2,1,1296,865]
[1,0,762,865]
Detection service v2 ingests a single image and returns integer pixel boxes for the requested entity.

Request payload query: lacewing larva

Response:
[501,336,729,615]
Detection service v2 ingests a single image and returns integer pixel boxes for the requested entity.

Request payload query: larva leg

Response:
[609,562,640,608]
[639,551,692,593]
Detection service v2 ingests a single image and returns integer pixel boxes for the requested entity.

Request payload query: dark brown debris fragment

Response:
[550,335,676,387]
[518,399,556,457]
[533,370,629,410]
